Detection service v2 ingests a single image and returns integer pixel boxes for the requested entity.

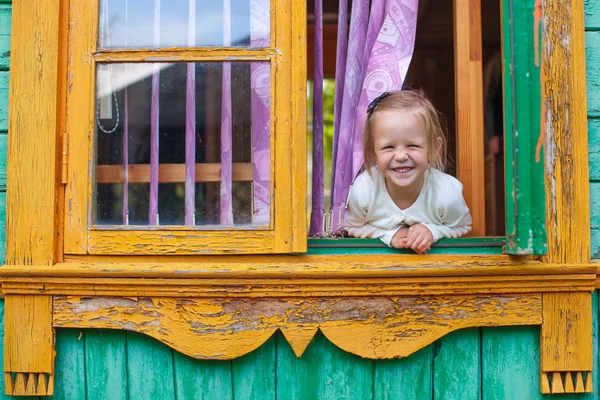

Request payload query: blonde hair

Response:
[363,90,448,173]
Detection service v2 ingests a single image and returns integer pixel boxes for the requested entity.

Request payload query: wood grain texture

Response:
[541,292,593,371]
[543,0,591,264]
[173,352,233,400]
[433,328,480,399]
[374,346,433,399]
[232,337,276,400]
[84,330,127,400]
[96,163,254,183]
[126,332,175,400]
[6,0,60,265]
[51,329,85,400]
[4,295,53,374]
[52,295,541,361]
[481,327,543,399]
[277,332,373,400]
[290,0,307,252]
[93,48,273,62]
[453,0,485,236]
[88,230,275,255]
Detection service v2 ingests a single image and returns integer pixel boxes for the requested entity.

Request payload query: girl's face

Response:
[372,110,435,199]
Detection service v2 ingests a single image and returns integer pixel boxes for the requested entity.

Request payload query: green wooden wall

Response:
[0,1,599,398]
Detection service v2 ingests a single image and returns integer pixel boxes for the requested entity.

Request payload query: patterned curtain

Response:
[309,0,419,236]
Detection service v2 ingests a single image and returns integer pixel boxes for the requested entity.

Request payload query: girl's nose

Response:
[395,149,408,161]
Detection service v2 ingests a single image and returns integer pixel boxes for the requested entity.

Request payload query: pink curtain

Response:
[325,0,419,235]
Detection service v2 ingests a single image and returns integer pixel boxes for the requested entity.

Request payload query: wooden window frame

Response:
[62,0,306,255]
[1,0,596,396]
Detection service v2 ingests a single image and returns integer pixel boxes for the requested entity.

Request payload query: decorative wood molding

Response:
[540,292,593,394]
[3,295,54,396]
[53,295,541,360]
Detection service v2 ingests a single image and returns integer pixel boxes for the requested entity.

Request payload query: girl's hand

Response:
[405,224,434,254]
[391,227,409,248]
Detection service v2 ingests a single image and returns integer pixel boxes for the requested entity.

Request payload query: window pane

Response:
[94,62,271,229]
[98,0,270,48]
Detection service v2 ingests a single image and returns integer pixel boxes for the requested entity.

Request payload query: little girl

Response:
[344,90,472,254]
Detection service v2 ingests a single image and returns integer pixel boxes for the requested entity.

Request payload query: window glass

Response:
[98,0,270,48]
[94,61,271,228]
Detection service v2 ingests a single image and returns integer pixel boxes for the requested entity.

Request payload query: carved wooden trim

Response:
[3,295,54,396]
[53,295,542,360]
[540,292,593,394]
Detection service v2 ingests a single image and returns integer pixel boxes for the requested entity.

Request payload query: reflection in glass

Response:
[94,62,271,228]
[98,0,270,49]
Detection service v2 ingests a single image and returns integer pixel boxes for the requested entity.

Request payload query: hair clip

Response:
[366,92,390,115]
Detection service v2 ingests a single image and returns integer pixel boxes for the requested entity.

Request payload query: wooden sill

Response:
[0,254,596,297]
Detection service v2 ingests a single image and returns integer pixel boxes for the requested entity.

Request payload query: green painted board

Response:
[277,332,373,400]
[173,352,233,400]
[481,326,542,400]
[84,330,128,400]
[50,330,86,400]
[585,0,600,29]
[374,345,433,400]
[232,335,277,400]
[433,328,480,399]
[126,331,175,400]
[502,0,547,254]
[0,71,7,133]
[0,5,10,72]
[0,134,6,190]
[586,32,600,117]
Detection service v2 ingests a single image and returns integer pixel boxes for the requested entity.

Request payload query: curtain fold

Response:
[309,0,325,236]
[250,0,271,225]
[185,0,196,226]
[324,0,419,236]
[220,0,233,225]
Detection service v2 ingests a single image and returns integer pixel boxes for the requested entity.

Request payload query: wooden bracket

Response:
[540,292,593,394]
[3,295,54,396]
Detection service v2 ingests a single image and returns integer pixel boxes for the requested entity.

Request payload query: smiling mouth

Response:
[393,167,414,174]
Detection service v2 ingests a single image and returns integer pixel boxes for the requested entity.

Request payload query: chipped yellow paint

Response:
[542,0,590,265]
[53,295,541,360]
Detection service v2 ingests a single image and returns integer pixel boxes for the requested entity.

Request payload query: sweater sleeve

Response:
[422,177,472,242]
[344,176,400,246]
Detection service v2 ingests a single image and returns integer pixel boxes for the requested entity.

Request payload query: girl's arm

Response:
[344,184,400,246]
[422,179,473,242]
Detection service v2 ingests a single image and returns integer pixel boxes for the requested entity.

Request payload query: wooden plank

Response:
[374,346,433,399]
[276,332,372,400]
[173,352,233,400]
[126,332,175,400]
[96,163,254,184]
[0,134,7,190]
[94,48,273,62]
[7,0,60,265]
[232,336,276,400]
[481,326,543,399]
[4,295,53,373]
[433,328,480,399]
[0,192,6,264]
[543,0,590,264]
[584,0,600,29]
[273,0,293,252]
[290,0,307,252]
[586,32,600,117]
[0,4,10,72]
[0,300,36,400]
[51,329,86,400]
[453,0,485,236]
[84,330,127,400]
[542,292,593,372]
[0,72,7,132]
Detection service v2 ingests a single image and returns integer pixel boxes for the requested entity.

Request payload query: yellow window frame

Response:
[61,0,306,255]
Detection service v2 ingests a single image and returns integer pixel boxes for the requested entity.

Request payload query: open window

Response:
[306,0,546,255]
